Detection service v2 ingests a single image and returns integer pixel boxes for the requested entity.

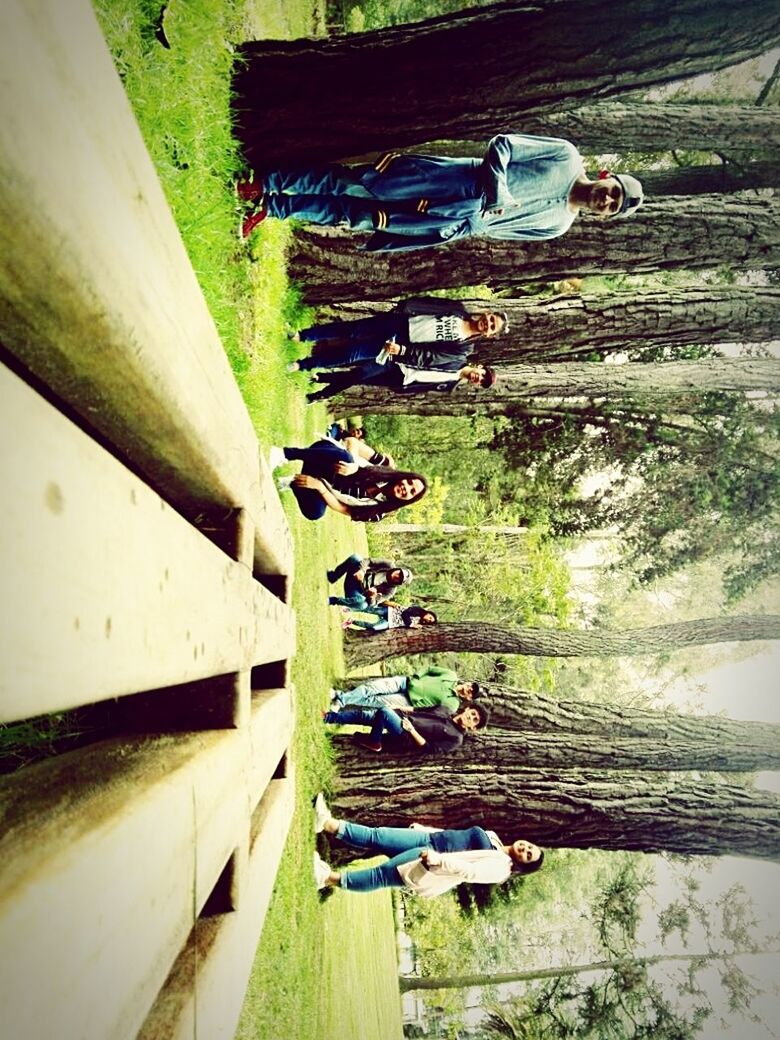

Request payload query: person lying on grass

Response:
[323,702,488,755]
[312,793,543,896]
[268,438,425,523]
[344,603,437,633]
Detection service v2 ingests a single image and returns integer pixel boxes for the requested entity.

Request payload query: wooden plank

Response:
[0,364,295,721]
[0,690,293,1040]
[0,0,291,578]
[137,774,296,1040]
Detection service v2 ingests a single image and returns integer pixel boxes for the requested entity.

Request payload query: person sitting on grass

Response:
[329,666,481,714]
[323,701,489,755]
[268,438,425,523]
[312,793,544,896]
[327,552,413,611]
[346,603,438,633]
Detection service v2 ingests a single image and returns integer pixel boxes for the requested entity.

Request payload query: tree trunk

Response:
[326,286,780,365]
[329,759,780,858]
[640,160,779,197]
[344,615,780,668]
[332,358,780,416]
[232,2,780,165]
[459,726,780,772]
[410,103,780,162]
[378,524,529,535]
[289,192,780,303]
[399,951,757,993]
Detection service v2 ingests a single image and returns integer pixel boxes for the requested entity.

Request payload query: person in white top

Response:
[312,794,544,898]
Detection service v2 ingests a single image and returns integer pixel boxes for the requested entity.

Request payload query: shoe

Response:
[235,172,265,203]
[353,735,382,753]
[286,361,300,373]
[329,688,343,709]
[326,569,337,583]
[314,851,332,890]
[276,475,294,492]
[313,792,331,834]
[240,202,267,239]
[268,446,286,471]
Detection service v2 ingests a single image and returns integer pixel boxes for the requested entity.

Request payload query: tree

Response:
[398,950,760,993]
[327,286,780,366]
[640,160,780,197]
[329,760,780,858]
[232,1,780,164]
[410,102,780,162]
[331,358,780,417]
[344,614,780,668]
[289,192,780,302]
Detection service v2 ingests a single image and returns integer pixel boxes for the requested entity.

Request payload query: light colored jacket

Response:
[396,848,512,898]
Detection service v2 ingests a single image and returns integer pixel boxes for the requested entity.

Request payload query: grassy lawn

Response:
[90,1,404,1037]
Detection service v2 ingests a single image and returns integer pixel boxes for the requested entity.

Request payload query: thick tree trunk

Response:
[326,286,780,365]
[399,951,750,993]
[412,103,780,162]
[344,615,780,668]
[332,358,780,416]
[458,726,780,772]
[640,161,780,197]
[289,192,780,303]
[232,2,780,165]
[329,758,780,858]
[486,684,780,746]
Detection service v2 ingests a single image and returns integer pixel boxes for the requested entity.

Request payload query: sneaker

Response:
[326,569,337,583]
[353,735,382,753]
[268,446,286,471]
[276,475,294,492]
[286,361,300,373]
[313,792,331,834]
[235,172,265,203]
[240,203,267,239]
[329,688,343,709]
[314,851,332,890]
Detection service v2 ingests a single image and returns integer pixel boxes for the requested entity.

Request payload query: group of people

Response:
[248,133,644,902]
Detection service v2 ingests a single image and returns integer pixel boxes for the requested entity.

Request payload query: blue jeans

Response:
[337,821,434,893]
[283,439,352,521]
[333,676,410,710]
[350,605,390,631]
[324,706,406,745]
[297,314,404,370]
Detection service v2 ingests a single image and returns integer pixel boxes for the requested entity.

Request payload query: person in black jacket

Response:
[288,296,507,373]
[306,360,496,401]
[323,702,489,755]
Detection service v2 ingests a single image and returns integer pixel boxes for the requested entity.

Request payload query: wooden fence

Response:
[0,1,296,1036]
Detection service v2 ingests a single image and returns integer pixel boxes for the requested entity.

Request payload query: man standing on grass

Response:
[324,702,489,755]
[237,132,644,249]
[329,665,481,714]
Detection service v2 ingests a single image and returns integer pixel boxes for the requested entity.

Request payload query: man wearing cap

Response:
[238,133,644,250]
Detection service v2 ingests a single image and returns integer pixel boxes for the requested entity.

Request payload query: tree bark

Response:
[640,160,780,197]
[459,726,780,772]
[331,358,780,416]
[232,2,780,165]
[327,286,780,365]
[410,103,780,162]
[289,192,780,303]
[329,758,780,858]
[399,951,756,993]
[344,615,780,668]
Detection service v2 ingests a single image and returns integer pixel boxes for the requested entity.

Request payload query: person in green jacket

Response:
[329,666,480,714]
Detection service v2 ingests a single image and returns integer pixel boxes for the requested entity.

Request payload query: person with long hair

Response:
[346,603,437,633]
[268,438,426,522]
[312,794,544,896]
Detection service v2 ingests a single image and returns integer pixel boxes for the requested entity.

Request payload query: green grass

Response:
[89,1,404,1037]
